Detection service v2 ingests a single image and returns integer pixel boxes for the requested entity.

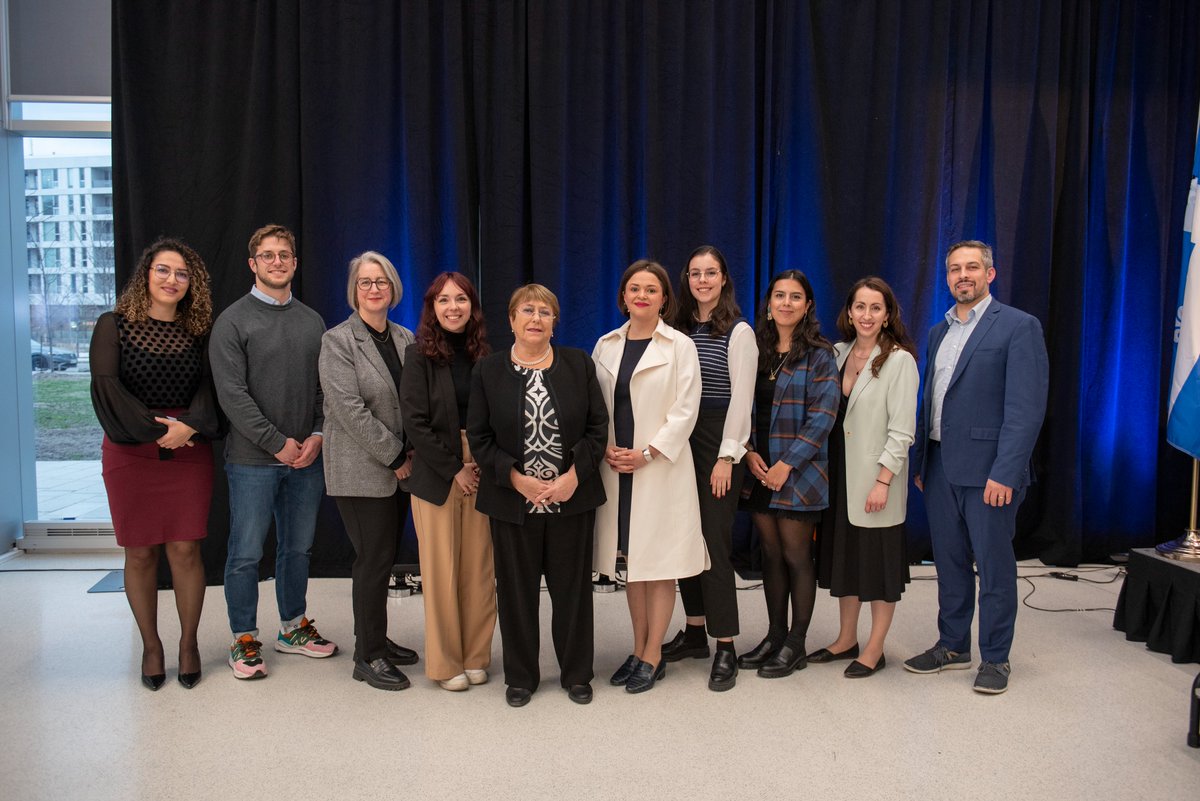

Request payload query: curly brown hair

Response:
[114,238,213,336]
[835,276,917,377]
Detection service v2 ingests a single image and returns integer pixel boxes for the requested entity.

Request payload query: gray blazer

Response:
[319,313,416,497]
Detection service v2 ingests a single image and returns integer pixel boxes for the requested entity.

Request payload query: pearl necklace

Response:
[510,345,551,367]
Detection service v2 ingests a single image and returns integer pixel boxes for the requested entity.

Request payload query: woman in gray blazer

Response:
[319,251,417,691]
[812,276,918,678]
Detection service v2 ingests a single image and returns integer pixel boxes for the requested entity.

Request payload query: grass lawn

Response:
[33,373,103,460]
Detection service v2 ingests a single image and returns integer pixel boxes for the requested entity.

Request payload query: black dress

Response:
[614,338,651,554]
[816,366,910,602]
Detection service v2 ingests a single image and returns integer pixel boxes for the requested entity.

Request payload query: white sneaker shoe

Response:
[439,673,469,691]
[465,668,489,685]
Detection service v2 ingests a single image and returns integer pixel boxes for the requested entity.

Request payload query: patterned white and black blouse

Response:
[517,364,564,514]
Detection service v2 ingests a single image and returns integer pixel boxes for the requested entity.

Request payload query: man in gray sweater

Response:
[210,223,337,680]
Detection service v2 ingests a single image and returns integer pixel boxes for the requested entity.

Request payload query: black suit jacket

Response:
[466,345,609,525]
[398,344,470,505]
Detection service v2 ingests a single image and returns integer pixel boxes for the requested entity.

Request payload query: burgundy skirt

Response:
[101,434,213,548]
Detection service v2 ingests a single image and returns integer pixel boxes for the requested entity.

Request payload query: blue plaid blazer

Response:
[749,347,839,511]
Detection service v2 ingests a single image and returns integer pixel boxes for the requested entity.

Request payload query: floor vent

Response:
[21,522,119,552]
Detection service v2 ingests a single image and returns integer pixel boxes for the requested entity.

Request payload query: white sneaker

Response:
[439,673,469,691]
[465,668,489,685]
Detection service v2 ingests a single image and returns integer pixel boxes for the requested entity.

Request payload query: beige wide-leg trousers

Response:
[411,432,497,680]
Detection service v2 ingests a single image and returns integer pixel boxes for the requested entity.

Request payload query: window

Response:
[24,136,114,522]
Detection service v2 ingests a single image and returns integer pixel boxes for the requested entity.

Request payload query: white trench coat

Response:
[592,319,709,582]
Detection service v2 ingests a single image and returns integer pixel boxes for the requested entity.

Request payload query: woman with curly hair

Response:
[91,238,222,690]
[398,271,496,692]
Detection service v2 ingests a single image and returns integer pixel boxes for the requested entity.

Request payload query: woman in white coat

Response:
[812,276,919,678]
[593,259,706,694]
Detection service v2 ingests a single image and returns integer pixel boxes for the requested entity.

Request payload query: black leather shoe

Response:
[708,650,738,692]
[141,673,166,691]
[807,644,860,664]
[737,635,781,669]
[609,654,639,686]
[352,657,411,690]
[177,670,202,689]
[625,659,665,694]
[567,683,593,704]
[757,643,807,678]
[386,639,419,666]
[506,686,533,707]
[844,655,886,678]
[661,629,710,662]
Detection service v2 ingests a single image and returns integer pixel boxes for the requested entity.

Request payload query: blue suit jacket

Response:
[912,299,1049,490]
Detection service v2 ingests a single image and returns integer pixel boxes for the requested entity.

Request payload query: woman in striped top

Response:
[660,246,758,691]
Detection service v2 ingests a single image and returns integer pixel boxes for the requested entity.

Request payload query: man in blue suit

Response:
[905,240,1048,694]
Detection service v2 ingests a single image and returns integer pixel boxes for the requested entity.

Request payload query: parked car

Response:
[31,339,78,371]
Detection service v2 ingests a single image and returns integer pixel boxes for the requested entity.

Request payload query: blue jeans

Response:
[223,458,326,635]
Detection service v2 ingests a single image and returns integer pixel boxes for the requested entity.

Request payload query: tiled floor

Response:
[36,460,110,520]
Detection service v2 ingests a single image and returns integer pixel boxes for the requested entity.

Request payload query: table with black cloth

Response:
[1113,548,1200,664]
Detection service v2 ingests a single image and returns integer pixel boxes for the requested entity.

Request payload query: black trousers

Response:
[334,489,410,662]
[491,511,595,691]
[679,408,744,638]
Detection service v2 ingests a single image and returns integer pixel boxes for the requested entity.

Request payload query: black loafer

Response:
[708,650,738,692]
[352,657,411,690]
[610,654,639,686]
[506,686,533,707]
[141,673,166,691]
[757,643,807,678]
[386,639,419,666]
[844,655,886,678]
[737,635,781,669]
[177,670,202,689]
[567,683,593,704]
[661,629,710,662]
[625,659,665,694]
[806,644,860,664]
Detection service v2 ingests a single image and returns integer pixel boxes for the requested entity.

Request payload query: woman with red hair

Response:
[399,272,497,692]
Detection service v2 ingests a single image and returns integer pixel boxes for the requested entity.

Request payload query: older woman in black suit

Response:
[467,284,609,708]
[319,251,417,691]
[399,272,497,692]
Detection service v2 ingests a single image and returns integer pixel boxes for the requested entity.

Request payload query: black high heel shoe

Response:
[141,673,166,691]
[178,670,202,689]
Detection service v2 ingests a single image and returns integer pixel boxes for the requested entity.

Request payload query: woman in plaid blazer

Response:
[738,270,839,680]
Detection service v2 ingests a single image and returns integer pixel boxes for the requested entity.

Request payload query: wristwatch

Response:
[718,455,734,464]
[642,447,654,463]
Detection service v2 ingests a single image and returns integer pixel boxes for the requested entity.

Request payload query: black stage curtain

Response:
[113,1,1200,575]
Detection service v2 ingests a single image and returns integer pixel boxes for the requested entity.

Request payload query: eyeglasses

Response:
[254,251,295,264]
[516,306,555,321]
[151,264,191,283]
[687,269,721,281]
[356,278,392,291]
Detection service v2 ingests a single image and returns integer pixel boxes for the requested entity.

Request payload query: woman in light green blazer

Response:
[812,277,919,679]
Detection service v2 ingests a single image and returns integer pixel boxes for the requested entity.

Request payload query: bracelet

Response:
[876,479,891,486]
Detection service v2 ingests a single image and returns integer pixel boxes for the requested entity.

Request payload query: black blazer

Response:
[467,345,609,525]
[398,344,471,506]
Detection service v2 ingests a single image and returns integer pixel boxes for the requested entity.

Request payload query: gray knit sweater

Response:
[209,293,326,465]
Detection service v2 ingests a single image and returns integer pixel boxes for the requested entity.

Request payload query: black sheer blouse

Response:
[89,312,221,445]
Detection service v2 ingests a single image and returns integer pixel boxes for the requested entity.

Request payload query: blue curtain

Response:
[113,0,1200,570]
